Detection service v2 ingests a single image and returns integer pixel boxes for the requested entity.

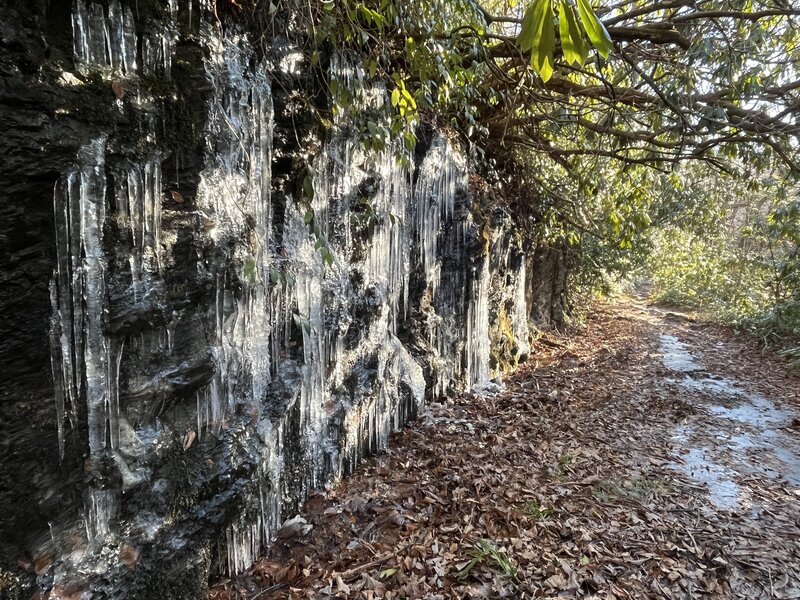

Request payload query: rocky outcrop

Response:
[0,2,567,598]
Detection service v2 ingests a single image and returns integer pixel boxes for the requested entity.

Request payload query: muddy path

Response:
[214,300,800,599]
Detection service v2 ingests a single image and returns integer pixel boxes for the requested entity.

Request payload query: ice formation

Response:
[44,4,531,588]
[72,0,175,76]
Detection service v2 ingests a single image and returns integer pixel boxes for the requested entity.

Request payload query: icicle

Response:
[84,489,116,542]
[512,261,531,358]
[114,156,163,299]
[72,0,90,64]
[73,0,138,75]
[73,137,110,455]
[466,256,491,390]
[49,136,134,543]
[107,339,124,450]
[142,24,177,78]
[85,2,109,66]
[50,281,68,460]
[107,0,137,75]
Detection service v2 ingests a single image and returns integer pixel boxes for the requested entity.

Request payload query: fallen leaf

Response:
[111,80,125,99]
[276,515,313,539]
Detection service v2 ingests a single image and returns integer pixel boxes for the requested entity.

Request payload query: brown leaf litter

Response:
[210,300,800,599]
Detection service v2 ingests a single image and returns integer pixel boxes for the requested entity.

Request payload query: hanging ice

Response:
[114,158,164,296]
[413,135,467,297]
[73,0,137,75]
[466,255,491,389]
[73,0,109,68]
[50,137,109,456]
[512,260,531,359]
[107,0,137,74]
[49,136,129,542]
[195,33,275,434]
[72,0,176,76]
[142,24,177,78]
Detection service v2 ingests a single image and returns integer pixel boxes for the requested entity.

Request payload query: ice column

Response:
[413,136,467,296]
[50,137,123,539]
[114,158,164,295]
[512,261,531,358]
[195,34,275,431]
[466,256,491,390]
[73,0,137,75]
[50,138,110,455]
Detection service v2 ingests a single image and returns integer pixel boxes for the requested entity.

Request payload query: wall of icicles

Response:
[0,1,561,597]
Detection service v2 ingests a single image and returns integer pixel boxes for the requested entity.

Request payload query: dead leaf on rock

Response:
[183,429,196,451]
[111,80,125,99]
[119,543,139,568]
[276,515,313,539]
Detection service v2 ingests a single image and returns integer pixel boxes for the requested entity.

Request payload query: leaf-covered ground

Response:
[213,300,800,599]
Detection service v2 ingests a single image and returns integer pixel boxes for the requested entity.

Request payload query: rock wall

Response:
[0,2,566,598]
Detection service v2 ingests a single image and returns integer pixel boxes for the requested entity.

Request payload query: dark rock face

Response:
[527,244,570,329]
[0,2,567,598]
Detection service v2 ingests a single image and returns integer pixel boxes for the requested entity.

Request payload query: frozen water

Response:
[659,334,701,372]
[466,256,491,389]
[73,0,138,75]
[48,12,524,583]
[413,135,467,297]
[665,335,800,505]
[671,431,742,509]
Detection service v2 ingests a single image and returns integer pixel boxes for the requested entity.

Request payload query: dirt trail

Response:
[216,300,800,600]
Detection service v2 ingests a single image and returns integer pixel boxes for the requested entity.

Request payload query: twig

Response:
[251,583,289,599]
[340,540,413,582]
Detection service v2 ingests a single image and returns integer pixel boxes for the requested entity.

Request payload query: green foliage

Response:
[243,257,259,285]
[647,227,766,319]
[575,0,612,58]
[456,538,518,581]
[559,1,589,66]
[270,266,295,290]
[645,166,800,345]
[524,500,556,520]
[293,312,313,335]
[520,0,556,81]
[304,209,335,268]
[519,0,611,81]
[743,200,800,341]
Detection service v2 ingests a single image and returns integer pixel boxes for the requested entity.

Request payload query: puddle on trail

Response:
[659,334,800,507]
[670,433,742,509]
[658,334,702,372]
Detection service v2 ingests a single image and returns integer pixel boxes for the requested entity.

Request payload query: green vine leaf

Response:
[519,0,556,82]
[576,0,613,59]
[559,2,589,66]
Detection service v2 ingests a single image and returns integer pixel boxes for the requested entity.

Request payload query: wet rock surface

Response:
[0,2,565,598]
